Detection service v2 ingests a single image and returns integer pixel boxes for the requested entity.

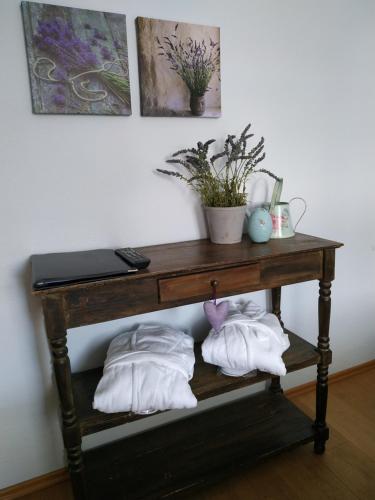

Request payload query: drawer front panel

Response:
[158,264,260,303]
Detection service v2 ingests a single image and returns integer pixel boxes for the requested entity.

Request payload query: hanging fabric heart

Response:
[204,300,229,333]
[204,279,229,333]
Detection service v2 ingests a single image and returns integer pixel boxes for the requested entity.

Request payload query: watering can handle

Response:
[289,197,307,232]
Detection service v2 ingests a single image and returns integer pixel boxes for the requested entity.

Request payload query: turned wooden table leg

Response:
[42,296,87,499]
[314,249,335,454]
[270,287,284,394]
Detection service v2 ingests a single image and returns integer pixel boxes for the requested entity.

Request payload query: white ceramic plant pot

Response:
[204,205,246,244]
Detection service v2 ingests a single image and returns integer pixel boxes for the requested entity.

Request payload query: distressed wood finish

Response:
[271,287,283,327]
[159,263,260,303]
[65,278,159,328]
[41,295,87,499]
[32,232,342,500]
[10,367,375,500]
[33,234,337,329]
[84,391,315,500]
[314,248,335,454]
[270,286,283,394]
[72,331,320,436]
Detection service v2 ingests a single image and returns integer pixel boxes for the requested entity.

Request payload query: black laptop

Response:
[31,249,137,290]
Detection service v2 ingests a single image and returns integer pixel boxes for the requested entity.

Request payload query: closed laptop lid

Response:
[31,249,137,290]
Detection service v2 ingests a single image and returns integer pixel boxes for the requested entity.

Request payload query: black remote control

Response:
[115,248,151,269]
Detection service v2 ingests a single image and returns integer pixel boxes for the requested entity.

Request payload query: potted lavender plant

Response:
[156,25,220,116]
[157,123,279,244]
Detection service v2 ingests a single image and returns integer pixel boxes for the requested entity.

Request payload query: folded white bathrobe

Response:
[93,324,197,414]
[202,301,290,376]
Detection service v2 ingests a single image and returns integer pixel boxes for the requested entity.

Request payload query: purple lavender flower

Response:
[101,47,112,61]
[94,29,107,41]
[53,94,65,106]
[53,67,67,81]
[83,52,99,65]
[34,17,99,73]
[157,32,220,96]
[32,16,130,108]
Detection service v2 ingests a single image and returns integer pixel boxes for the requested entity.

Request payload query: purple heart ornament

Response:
[204,300,229,332]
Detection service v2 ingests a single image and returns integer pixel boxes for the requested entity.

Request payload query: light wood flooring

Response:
[18,368,375,500]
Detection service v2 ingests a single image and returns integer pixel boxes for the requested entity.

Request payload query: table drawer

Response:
[158,264,260,303]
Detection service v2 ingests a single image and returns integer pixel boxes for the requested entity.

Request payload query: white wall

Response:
[1,0,375,489]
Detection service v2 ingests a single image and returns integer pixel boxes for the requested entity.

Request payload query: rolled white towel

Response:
[202,301,290,376]
[93,324,197,414]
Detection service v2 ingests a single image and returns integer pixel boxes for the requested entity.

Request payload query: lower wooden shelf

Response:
[72,330,321,436]
[84,390,316,500]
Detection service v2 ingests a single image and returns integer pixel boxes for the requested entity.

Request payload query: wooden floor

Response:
[19,368,375,500]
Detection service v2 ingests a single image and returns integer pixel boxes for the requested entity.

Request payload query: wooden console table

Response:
[32,233,342,500]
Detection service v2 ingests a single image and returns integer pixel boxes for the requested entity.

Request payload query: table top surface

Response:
[32,233,343,296]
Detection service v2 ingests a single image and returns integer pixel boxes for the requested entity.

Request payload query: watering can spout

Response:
[270,177,283,213]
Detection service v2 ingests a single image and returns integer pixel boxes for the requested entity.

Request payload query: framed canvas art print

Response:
[21,1,131,115]
[136,17,221,117]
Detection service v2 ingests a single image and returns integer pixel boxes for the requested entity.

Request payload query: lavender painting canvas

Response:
[136,17,221,117]
[21,2,131,115]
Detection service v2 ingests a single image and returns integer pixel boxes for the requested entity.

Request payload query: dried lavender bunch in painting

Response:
[32,17,130,107]
[34,18,99,74]
[157,124,280,207]
[156,24,220,115]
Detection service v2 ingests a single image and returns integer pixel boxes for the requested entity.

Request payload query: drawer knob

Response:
[211,279,219,288]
